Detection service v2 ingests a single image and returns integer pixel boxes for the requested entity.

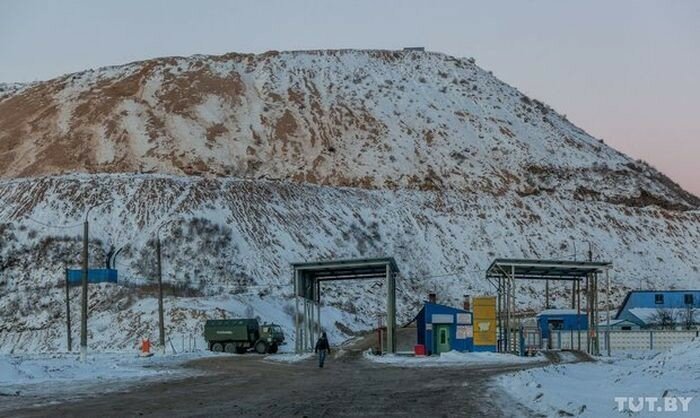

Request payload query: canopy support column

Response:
[386,264,396,354]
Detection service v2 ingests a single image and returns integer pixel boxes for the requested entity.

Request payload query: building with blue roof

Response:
[615,290,700,328]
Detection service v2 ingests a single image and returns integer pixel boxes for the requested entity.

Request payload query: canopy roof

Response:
[486,258,611,281]
[292,257,398,281]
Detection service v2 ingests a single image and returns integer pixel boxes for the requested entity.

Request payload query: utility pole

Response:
[80,214,89,361]
[65,268,72,352]
[156,231,165,354]
[155,221,171,355]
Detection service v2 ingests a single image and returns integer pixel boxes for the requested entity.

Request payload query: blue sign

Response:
[66,269,118,286]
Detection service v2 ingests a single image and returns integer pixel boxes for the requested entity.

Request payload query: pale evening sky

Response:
[1,0,698,195]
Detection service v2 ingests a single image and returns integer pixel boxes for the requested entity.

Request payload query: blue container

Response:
[66,269,118,286]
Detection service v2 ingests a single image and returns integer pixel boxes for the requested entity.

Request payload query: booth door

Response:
[435,325,451,354]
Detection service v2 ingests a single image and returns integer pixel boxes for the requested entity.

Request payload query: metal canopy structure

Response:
[486,259,611,281]
[486,258,612,356]
[292,257,399,354]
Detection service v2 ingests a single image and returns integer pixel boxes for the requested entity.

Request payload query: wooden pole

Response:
[65,268,72,352]
[156,235,165,354]
[80,219,88,361]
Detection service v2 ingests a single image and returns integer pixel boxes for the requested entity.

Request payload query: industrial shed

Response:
[536,309,587,340]
[615,290,700,328]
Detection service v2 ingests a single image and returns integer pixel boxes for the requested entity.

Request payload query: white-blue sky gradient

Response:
[2,0,698,195]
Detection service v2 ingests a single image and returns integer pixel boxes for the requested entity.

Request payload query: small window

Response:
[685,294,694,305]
[440,330,447,344]
[548,319,564,330]
[621,326,632,331]
[655,294,664,304]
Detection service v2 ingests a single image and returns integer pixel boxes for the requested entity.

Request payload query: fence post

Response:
[649,331,653,350]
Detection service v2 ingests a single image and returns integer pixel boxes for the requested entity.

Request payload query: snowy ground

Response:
[498,341,700,417]
[263,353,314,363]
[0,351,217,394]
[363,350,544,367]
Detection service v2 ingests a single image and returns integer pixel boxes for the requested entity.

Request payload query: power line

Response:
[21,216,83,230]
[0,197,83,230]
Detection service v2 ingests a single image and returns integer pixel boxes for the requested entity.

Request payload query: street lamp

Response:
[80,200,112,361]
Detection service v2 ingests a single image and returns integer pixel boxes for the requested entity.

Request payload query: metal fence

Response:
[551,329,699,353]
[166,332,203,354]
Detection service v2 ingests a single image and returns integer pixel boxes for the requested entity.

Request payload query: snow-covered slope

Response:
[0,50,698,352]
[0,50,696,209]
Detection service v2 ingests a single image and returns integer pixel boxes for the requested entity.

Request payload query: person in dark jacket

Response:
[314,332,331,368]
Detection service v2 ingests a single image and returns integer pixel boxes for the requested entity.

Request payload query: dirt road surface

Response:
[2,348,548,418]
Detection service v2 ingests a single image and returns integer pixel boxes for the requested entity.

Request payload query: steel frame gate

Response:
[292,258,399,354]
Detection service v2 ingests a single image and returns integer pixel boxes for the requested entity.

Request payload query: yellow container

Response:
[472,296,497,346]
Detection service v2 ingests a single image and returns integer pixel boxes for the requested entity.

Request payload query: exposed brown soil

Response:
[0,50,696,211]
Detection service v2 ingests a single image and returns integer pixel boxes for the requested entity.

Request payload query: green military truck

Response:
[204,318,285,354]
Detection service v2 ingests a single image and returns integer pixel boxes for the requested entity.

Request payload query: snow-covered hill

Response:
[0,50,697,209]
[0,50,698,352]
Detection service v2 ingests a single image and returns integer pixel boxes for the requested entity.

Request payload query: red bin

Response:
[414,344,426,356]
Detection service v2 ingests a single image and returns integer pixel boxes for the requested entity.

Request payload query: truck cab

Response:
[261,323,285,345]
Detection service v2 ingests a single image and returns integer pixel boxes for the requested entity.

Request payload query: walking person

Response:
[314,332,331,368]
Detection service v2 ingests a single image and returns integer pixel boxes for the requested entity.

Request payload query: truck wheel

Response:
[267,343,278,354]
[235,346,247,354]
[224,343,236,353]
[254,340,268,354]
[212,343,224,352]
